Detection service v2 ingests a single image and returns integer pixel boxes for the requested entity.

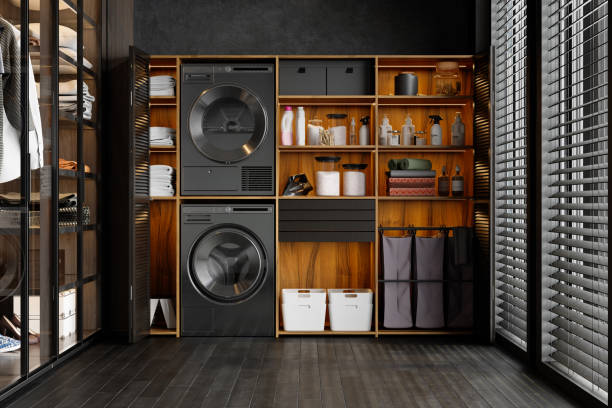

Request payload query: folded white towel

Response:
[151,174,173,182]
[150,139,175,146]
[27,24,77,51]
[59,48,94,69]
[150,89,175,97]
[150,165,175,175]
[150,75,175,83]
[150,126,175,135]
[150,191,175,197]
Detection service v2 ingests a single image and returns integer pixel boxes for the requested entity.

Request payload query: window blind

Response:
[492,0,529,349]
[542,0,608,402]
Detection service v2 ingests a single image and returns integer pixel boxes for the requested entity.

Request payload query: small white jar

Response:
[342,164,368,196]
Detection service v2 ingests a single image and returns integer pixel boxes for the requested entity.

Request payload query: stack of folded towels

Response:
[150,127,176,147]
[150,75,176,96]
[35,80,95,120]
[150,165,175,197]
[387,158,436,196]
[58,80,95,120]
[27,24,95,73]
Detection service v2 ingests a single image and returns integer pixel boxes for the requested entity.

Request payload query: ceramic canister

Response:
[394,72,418,95]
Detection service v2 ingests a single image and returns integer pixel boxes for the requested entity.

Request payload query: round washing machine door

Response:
[189,226,267,303]
[188,84,267,164]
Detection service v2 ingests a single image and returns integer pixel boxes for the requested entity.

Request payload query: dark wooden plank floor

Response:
[4,337,580,408]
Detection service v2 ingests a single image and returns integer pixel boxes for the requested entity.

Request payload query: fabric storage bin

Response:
[282,289,326,331]
[328,289,373,331]
[415,237,445,328]
[446,228,474,328]
[382,236,413,328]
[326,60,374,95]
[279,61,326,95]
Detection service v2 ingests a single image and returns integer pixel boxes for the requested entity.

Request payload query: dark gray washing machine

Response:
[181,63,275,196]
[181,204,275,336]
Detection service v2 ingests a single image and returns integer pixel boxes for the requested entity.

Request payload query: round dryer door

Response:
[188,85,267,163]
[189,226,266,303]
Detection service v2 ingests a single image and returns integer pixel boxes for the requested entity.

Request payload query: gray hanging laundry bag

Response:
[446,228,474,328]
[415,236,445,328]
[382,235,413,328]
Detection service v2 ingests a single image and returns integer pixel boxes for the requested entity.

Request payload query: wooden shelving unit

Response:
[146,54,480,339]
[148,57,180,337]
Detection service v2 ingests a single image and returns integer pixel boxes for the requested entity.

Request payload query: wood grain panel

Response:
[377,104,474,146]
[278,242,373,289]
[378,200,473,236]
[278,104,374,146]
[377,152,474,197]
[150,106,177,129]
[150,200,177,298]
[377,66,474,97]
[278,152,375,196]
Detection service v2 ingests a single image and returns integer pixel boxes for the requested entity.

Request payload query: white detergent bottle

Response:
[451,112,465,146]
[281,106,294,145]
[296,106,306,145]
[379,115,391,146]
[401,114,415,145]
[358,116,370,145]
[429,114,443,145]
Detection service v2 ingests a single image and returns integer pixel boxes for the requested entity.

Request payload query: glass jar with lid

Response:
[326,113,348,145]
[307,118,324,145]
[315,156,341,196]
[342,164,368,196]
[433,61,461,96]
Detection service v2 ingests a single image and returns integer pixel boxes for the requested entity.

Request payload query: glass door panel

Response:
[29,0,56,373]
[0,0,25,389]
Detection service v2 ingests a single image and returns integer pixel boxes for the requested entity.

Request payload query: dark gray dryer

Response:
[180,63,275,196]
[181,204,275,336]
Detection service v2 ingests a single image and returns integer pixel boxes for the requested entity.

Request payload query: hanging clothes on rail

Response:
[0,18,43,183]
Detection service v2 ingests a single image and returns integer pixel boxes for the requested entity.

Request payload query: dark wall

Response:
[135,0,476,55]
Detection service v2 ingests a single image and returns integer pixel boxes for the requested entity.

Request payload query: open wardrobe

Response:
[0,0,102,392]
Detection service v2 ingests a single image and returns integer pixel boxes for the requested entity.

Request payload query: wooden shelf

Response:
[150,145,176,152]
[378,146,474,153]
[377,95,473,106]
[150,328,177,336]
[377,330,473,335]
[378,196,473,201]
[179,196,274,200]
[150,196,177,201]
[278,95,376,105]
[278,145,376,152]
[278,330,376,336]
[150,96,176,106]
[279,196,376,200]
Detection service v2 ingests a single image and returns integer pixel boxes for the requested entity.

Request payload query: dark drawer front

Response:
[279,199,375,242]
[279,62,326,95]
[326,60,373,95]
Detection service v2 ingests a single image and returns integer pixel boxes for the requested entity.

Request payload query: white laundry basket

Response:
[282,289,326,331]
[328,289,373,332]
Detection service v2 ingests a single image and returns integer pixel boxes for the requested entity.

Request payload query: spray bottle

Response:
[379,115,392,146]
[359,116,370,145]
[401,114,415,145]
[429,114,443,146]
[451,112,465,146]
